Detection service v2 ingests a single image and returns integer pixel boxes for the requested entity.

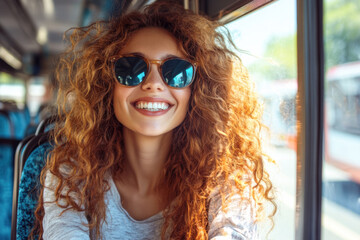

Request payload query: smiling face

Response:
[113,27,191,137]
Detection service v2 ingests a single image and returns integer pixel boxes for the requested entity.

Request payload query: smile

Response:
[135,101,170,111]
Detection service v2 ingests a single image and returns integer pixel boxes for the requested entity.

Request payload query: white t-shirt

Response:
[43,174,258,240]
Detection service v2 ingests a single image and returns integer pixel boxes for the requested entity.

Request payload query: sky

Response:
[225,0,296,65]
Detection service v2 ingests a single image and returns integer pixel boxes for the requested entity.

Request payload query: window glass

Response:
[322,0,360,239]
[27,76,47,116]
[0,72,25,109]
[226,0,297,238]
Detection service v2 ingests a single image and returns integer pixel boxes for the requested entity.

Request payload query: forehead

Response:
[120,27,184,58]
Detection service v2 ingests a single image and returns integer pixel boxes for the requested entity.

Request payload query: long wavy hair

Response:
[33,1,276,239]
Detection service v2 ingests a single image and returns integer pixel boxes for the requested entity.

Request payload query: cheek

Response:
[113,85,131,118]
[113,86,122,109]
[174,88,191,114]
[113,84,132,102]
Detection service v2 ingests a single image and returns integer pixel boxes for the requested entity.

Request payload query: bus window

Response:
[0,72,25,109]
[322,0,360,239]
[26,76,56,118]
[226,0,297,238]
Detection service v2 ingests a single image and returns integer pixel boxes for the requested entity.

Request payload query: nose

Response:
[141,64,166,91]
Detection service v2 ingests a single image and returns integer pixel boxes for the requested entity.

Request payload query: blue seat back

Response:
[16,142,52,240]
[0,111,12,137]
[0,111,15,239]
[10,110,30,139]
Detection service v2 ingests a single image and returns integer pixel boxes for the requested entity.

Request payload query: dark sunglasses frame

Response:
[111,54,197,89]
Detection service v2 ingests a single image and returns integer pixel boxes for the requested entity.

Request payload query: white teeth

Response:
[135,101,169,111]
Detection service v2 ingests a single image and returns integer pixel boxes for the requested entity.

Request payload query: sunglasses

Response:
[111,54,196,88]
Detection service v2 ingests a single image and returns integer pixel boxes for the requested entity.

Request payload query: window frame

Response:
[296,0,324,239]
[216,0,326,239]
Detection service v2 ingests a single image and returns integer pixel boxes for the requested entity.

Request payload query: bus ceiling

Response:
[0,0,273,78]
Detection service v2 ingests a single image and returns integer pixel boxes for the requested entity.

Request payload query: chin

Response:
[135,128,171,137]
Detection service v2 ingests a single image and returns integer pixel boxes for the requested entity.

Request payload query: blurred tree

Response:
[248,34,296,82]
[248,0,360,82]
[324,0,360,69]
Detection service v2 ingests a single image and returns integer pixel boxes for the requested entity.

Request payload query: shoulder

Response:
[207,174,259,240]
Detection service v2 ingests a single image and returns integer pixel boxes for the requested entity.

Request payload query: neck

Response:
[120,127,172,195]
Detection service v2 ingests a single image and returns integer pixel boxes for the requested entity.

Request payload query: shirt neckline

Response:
[108,177,164,223]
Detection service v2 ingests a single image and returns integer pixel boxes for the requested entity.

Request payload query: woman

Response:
[33,1,276,239]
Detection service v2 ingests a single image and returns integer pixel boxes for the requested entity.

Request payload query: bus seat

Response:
[0,110,16,239]
[0,109,14,137]
[23,105,31,125]
[25,114,57,137]
[5,105,32,139]
[12,116,56,240]
[11,134,34,240]
[24,123,39,137]
[34,115,56,136]
[9,111,26,139]
[16,141,52,240]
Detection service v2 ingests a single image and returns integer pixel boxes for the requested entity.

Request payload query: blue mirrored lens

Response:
[114,57,147,86]
[162,59,194,88]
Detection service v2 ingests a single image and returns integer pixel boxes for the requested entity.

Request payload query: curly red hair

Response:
[33,1,276,239]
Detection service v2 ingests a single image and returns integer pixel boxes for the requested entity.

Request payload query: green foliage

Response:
[0,72,23,84]
[248,34,297,82]
[324,0,360,70]
[248,0,360,81]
